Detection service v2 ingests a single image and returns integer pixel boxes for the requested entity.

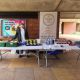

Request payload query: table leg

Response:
[76,53,80,64]
[36,50,40,66]
[45,50,48,67]
[0,50,2,60]
[71,50,80,64]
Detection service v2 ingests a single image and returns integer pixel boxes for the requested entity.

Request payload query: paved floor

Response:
[0,51,80,80]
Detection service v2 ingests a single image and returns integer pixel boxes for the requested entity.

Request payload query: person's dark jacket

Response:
[12,27,28,42]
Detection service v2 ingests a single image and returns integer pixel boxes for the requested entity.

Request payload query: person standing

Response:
[10,23,29,57]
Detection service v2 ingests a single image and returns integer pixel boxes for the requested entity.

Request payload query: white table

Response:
[0,44,80,67]
[0,45,43,50]
[0,45,43,66]
[42,44,80,67]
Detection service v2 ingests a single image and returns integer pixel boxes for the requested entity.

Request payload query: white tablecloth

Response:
[0,44,79,51]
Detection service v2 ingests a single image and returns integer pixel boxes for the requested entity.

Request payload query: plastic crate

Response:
[0,42,6,47]
[6,42,17,47]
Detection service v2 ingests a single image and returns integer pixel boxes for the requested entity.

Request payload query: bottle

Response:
[49,37,52,45]
[46,37,50,45]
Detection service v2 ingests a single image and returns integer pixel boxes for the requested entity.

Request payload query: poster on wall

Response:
[40,12,58,41]
[2,19,25,36]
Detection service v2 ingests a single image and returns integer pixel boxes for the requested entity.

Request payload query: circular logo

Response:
[43,14,55,26]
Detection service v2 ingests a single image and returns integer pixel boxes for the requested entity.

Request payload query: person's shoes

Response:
[19,55,23,58]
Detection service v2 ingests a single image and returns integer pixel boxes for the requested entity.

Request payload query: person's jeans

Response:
[16,41,27,54]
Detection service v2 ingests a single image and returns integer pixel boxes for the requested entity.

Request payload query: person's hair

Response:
[20,23,25,29]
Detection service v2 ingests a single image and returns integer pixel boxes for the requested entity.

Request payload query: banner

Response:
[2,19,25,36]
[40,12,58,41]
